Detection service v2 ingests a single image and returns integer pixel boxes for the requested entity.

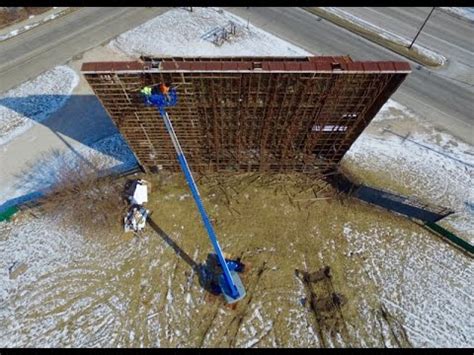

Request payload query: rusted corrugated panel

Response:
[81,61,144,72]
[205,62,223,71]
[284,62,301,71]
[300,62,315,71]
[176,62,193,70]
[190,62,207,70]
[342,55,353,63]
[161,62,179,70]
[377,62,396,72]
[346,62,364,71]
[314,62,332,71]
[237,62,253,70]
[81,62,97,71]
[392,61,411,72]
[361,62,380,72]
[222,62,240,70]
[308,56,350,64]
[266,62,285,71]
[82,57,409,74]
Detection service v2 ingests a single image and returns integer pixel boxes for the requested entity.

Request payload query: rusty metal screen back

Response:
[81,56,410,173]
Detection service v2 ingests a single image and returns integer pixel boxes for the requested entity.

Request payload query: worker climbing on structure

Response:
[141,82,176,108]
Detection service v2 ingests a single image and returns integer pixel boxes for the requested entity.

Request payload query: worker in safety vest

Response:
[140,86,152,96]
[141,82,175,106]
[140,86,153,105]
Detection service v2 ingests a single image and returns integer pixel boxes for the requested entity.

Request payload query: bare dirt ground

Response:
[1,171,471,347]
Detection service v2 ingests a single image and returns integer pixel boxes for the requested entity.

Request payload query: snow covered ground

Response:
[0,66,79,146]
[344,99,474,243]
[342,223,473,348]
[319,7,447,66]
[110,7,310,57]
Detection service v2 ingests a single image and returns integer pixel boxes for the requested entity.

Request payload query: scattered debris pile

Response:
[296,265,350,343]
[201,20,238,46]
[123,179,150,233]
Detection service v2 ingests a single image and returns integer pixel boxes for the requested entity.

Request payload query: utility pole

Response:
[408,7,435,49]
[246,7,250,30]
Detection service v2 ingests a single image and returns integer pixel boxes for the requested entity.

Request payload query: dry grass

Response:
[137,171,425,346]
[0,7,52,30]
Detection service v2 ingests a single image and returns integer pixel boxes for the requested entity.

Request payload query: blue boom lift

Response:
[141,84,246,304]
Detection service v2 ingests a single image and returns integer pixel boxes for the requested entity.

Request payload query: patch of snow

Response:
[440,7,474,22]
[110,7,310,57]
[321,7,447,66]
[373,99,419,123]
[45,13,58,21]
[178,194,190,201]
[0,66,79,146]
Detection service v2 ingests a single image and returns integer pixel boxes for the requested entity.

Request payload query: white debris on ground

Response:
[109,7,311,57]
[0,66,79,146]
[344,99,474,243]
[319,7,447,66]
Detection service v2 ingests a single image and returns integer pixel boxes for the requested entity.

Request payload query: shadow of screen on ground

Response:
[0,94,140,213]
[0,94,132,163]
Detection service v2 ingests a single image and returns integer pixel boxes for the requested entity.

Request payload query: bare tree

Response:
[33,153,128,237]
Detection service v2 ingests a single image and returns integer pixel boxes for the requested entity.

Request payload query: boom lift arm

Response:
[142,85,246,304]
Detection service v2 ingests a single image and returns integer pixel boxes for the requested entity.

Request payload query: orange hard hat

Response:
[159,83,170,94]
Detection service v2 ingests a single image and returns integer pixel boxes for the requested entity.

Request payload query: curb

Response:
[0,7,79,43]
[303,7,445,68]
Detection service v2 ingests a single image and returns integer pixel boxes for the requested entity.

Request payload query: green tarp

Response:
[0,206,18,222]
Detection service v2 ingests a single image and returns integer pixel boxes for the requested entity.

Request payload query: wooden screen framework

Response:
[81,56,410,173]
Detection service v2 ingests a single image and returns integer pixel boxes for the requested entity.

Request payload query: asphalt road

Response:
[0,7,472,143]
[0,7,170,93]
[337,7,474,81]
[226,7,474,144]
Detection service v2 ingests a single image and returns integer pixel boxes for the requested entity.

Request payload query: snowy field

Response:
[344,99,474,243]
[342,223,473,348]
[0,66,79,146]
[110,7,310,57]
[0,6,472,348]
